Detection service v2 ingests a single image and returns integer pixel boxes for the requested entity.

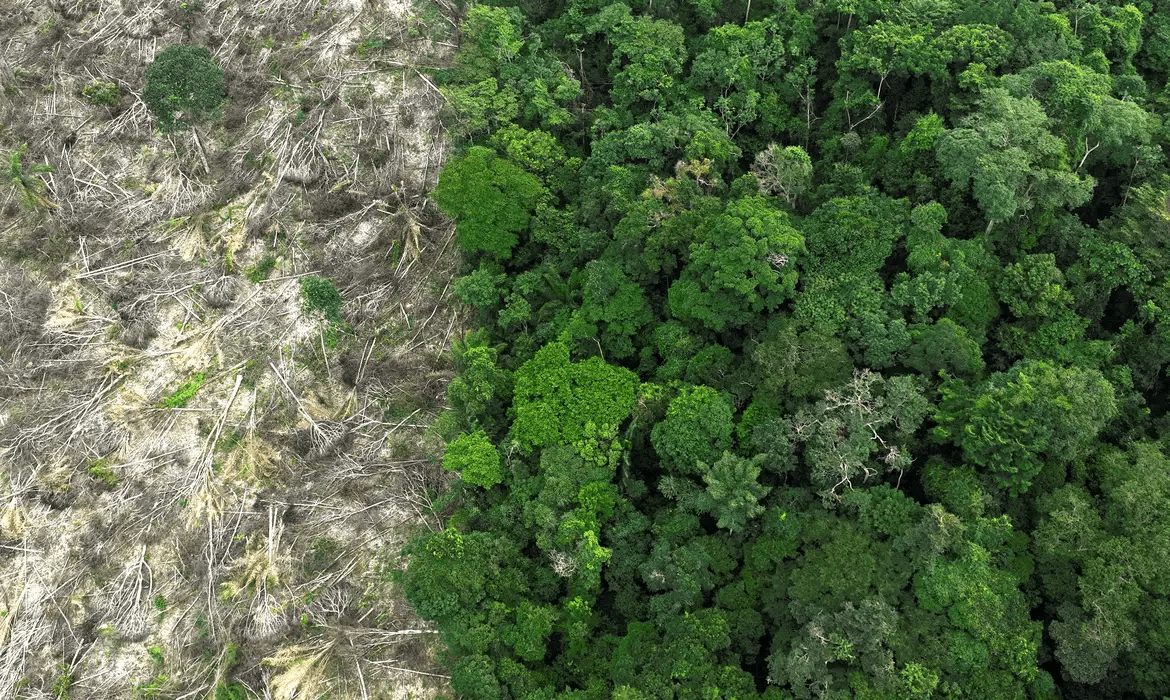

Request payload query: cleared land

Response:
[0,0,462,696]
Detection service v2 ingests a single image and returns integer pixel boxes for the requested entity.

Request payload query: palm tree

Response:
[8,143,57,211]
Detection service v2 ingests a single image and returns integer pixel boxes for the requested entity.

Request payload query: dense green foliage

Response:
[142,44,226,134]
[81,80,121,107]
[400,0,1170,697]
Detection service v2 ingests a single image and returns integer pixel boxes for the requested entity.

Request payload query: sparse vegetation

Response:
[87,458,118,488]
[214,681,251,700]
[245,255,277,282]
[134,674,168,699]
[50,665,72,699]
[0,1,454,698]
[159,373,205,408]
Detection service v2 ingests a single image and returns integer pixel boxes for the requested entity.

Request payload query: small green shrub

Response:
[246,255,277,282]
[50,665,72,699]
[159,373,204,408]
[87,459,118,488]
[322,322,341,349]
[147,645,164,666]
[36,16,57,35]
[134,674,168,699]
[355,39,389,58]
[299,276,343,322]
[82,80,120,106]
[343,87,370,108]
[223,642,239,668]
[153,596,167,612]
[215,681,251,700]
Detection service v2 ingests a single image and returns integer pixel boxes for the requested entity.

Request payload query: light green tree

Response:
[434,146,548,259]
[511,342,638,451]
[936,88,1094,232]
[651,385,734,476]
[444,431,504,489]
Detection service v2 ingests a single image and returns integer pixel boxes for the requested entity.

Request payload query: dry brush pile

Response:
[0,0,467,697]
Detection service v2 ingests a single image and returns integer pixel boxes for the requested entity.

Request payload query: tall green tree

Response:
[511,342,638,451]
[667,195,804,332]
[936,88,1094,232]
[696,452,771,534]
[434,146,548,259]
[650,384,735,476]
[934,360,1117,495]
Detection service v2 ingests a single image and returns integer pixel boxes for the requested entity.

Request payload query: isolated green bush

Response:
[82,80,120,106]
[299,276,344,322]
[50,665,71,699]
[143,44,226,133]
[8,143,56,211]
[246,255,277,283]
[87,459,119,488]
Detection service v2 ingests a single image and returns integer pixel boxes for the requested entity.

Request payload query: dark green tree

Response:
[936,88,1094,232]
[443,332,514,439]
[667,195,804,332]
[696,452,771,534]
[1034,442,1170,690]
[143,44,226,134]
